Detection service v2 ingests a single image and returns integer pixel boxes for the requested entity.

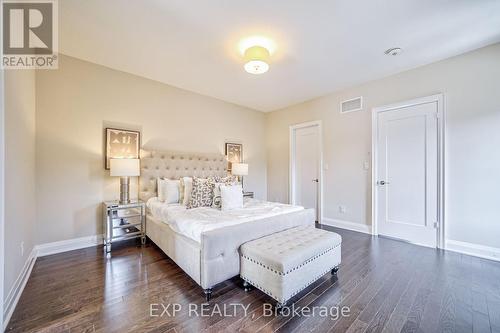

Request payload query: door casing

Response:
[371,94,445,249]
[289,121,323,223]
[0,68,5,327]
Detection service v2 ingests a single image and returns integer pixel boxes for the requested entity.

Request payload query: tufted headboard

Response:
[139,150,228,202]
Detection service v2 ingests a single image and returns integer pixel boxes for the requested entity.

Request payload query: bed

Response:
[139,150,315,300]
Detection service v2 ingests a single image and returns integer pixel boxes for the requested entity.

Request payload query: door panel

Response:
[386,115,426,226]
[294,125,319,220]
[377,102,438,247]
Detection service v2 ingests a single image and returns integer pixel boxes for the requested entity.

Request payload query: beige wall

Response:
[4,70,37,300]
[6,43,500,259]
[35,55,267,244]
[266,43,500,249]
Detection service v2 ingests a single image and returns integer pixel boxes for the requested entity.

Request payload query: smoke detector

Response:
[384,47,402,56]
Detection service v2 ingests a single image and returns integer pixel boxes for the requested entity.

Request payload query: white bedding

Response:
[147,197,304,242]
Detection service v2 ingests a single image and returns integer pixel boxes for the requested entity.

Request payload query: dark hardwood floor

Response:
[7,225,500,333]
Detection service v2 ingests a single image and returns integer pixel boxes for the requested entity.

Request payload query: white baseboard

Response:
[321,217,372,235]
[3,248,37,331]
[446,239,500,262]
[322,219,499,262]
[36,234,104,257]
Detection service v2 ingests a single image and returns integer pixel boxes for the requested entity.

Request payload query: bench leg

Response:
[243,280,252,292]
[331,266,340,275]
[203,288,213,302]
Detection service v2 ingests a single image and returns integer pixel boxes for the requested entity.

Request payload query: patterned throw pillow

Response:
[212,183,224,209]
[214,175,238,184]
[212,175,239,208]
[187,177,215,209]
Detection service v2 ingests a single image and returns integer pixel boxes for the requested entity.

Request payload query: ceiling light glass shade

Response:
[244,60,269,74]
[244,46,270,74]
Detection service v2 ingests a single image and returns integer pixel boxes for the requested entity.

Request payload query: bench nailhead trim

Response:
[241,243,341,276]
[241,264,340,304]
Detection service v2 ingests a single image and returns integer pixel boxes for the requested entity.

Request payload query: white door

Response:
[376,100,439,247]
[292,124,320,221]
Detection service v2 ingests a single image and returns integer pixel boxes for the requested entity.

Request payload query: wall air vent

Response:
[340,96,363,114]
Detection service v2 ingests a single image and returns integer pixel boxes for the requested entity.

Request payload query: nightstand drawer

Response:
[111,215,142,229]
[110,207,141,219]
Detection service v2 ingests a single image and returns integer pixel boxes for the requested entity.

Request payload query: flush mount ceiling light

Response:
[384,47,403,56]
[243,45,270,74]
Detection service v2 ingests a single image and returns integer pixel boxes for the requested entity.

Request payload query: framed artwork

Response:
[225,142,243,171]
[105,128,140,169]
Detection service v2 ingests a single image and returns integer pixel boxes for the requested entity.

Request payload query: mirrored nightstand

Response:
[103,200,146,253]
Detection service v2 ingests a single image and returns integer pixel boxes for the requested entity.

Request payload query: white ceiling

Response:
[60,0,500,112]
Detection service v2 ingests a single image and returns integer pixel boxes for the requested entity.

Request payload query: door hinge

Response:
[433,221,439,229]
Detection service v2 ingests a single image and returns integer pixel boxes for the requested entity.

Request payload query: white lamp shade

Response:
[110,158,140,177]
[231,163,248,176]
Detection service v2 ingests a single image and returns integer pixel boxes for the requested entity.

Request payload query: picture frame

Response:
[225,142,243,171]
[105,128,141,169]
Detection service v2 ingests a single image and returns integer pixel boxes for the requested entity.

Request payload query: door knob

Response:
[312,179,319,183]
[378,180,390,185]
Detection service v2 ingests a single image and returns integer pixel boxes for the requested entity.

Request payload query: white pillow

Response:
[220,184,243,211]
[157,177,166,201]
[212,176,239,208]
[180,177,193,206]
[157,178,180,204]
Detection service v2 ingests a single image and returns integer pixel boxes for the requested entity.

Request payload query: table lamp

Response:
[110,158,140,204]
[231,163,248,191]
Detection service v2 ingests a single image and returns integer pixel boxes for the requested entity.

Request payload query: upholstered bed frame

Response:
[139,150,315,301]
[139,150,228,202]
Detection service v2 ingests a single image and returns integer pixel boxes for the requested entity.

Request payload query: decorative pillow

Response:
[214,175,239,184]
[157,177,165,201]
[220,184,243,211]
[180,177,193,206]
[157,178,180,204]
[187,177,215,209]
[212,175,239,208]
[179,177,184,203]
[212,183,224,209]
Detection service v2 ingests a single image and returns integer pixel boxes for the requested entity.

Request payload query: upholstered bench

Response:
[240,225,342,307]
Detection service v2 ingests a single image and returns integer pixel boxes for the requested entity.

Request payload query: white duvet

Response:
[147,197,304,243]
